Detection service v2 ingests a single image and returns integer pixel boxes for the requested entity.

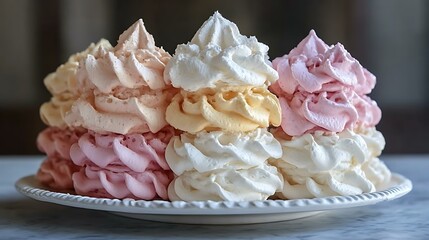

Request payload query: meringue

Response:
[166,129,282,175]
[40,39,112,128]
[65,19,174,134]
[165,12,278,91]
[166,85,280,133]
[168,164,283,201]
[270,129,389,199]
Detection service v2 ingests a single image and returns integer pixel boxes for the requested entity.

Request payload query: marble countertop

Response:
[0,155,428,240]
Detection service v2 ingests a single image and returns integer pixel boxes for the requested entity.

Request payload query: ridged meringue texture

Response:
[36,127,84,190]
[271,30,381,136]
[165,11,278,91]
[37,127,84,158]
[270,128,391,199]
[168,164,283,201]
[69,126,176,200]
[271,86,381,136]
[65,19,174,134]
[65,89,175,134]
[73,165,173,200]
[37,157,81,190]
[70,126,175,172]
[40,40,112,128]
[166,129,283,201]
[163,12,284,201]
[166,85,281,133]
[272,30,375,95]
[166,129,282,175]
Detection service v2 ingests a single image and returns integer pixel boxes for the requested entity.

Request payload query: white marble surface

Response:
[0,155,428,240]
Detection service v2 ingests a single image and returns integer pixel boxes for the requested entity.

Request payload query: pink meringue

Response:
[37,127,84,158]
[70,126,176,172]
[271,30,381,136]
[273,30,375,95]
[36,127,83,190]
[36,157,80,190]
[353,94,382,128]
[73,166,173,200]
[275,89,358,136]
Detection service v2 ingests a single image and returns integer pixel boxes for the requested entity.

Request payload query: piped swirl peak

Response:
[65,18,173,134]
[191,11,248,49]
[165,11,278,91]
[115,19,155,51]
[289,29,330,59]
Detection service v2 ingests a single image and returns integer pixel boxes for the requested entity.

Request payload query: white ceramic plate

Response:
[15,173,412,224]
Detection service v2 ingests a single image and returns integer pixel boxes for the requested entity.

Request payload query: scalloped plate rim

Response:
[15,172,412,216]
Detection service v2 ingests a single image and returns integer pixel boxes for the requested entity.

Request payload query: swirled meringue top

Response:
[40,39,112,128]
[271,30,381,136]
[165,12,278,91]
[272,30,376,95]
[65,19,174,134]
[78,19,171,92]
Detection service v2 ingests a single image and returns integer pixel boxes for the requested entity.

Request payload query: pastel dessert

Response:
[36,14,392,202]
[36,19,177,200]
[66,19,177,200]
[165,12,283,201]
[269,30,391,199]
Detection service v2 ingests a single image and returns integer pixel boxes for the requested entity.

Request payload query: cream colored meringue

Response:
[165,12,278,91]
[65,19,174,134]
[357,127,386,157]
[166,85,280,133]
[40,39,112,128]
[358,127,390,187]
[79,19,171,93]
[65,89,174,134]
[168,164,283,201]
[166,129,282,175]
[270,129,390,199]
[361,157,391,188]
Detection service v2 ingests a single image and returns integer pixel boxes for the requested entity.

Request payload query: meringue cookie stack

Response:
[269,30,391,199]
[38,19,178,200]
[36,40,111,191]
[164,12,284,201]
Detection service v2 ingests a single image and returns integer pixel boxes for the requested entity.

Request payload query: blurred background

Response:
[0,0,428,155]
